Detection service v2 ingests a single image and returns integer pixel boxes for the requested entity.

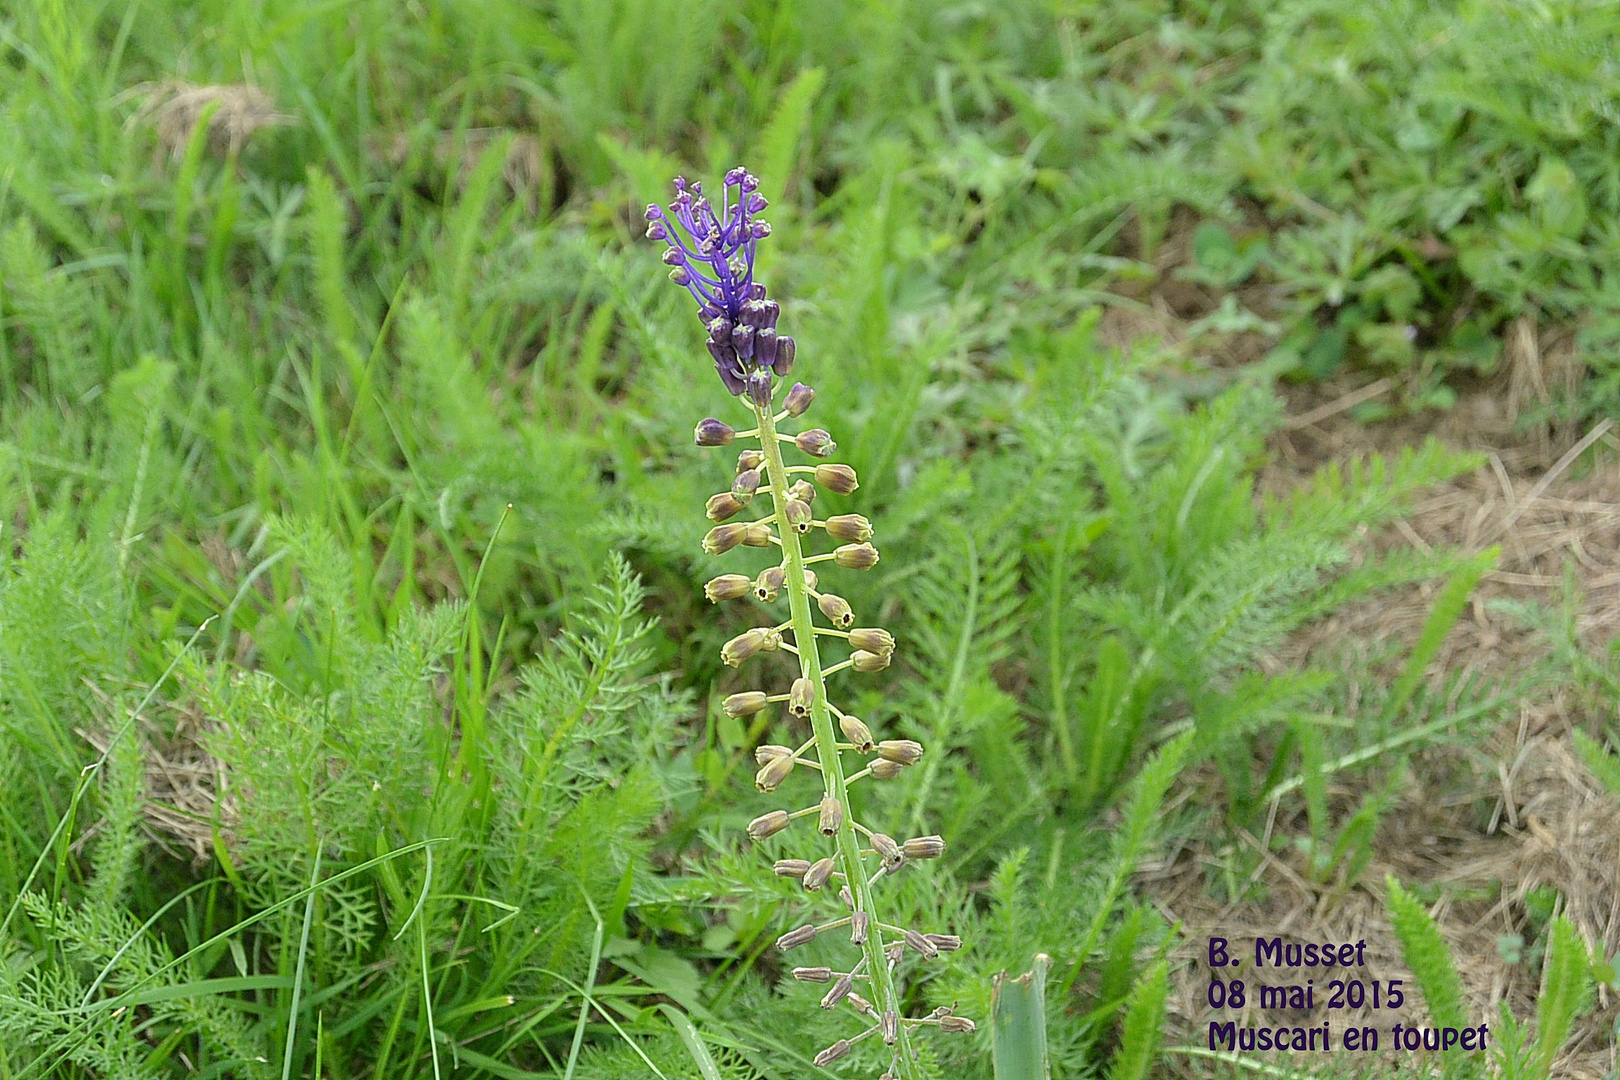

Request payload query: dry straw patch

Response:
[126,80,292,160]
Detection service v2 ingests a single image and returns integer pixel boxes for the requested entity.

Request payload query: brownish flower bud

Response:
[759,629,783,652]
[886,942,906,965]
[839,886,855,910]
[722,629,771,666]
[802,568,818,590]
[813,1040,850,1067]
[732,468,762,501]
[833,542,879,569]
[784,382,816,417]
[774,859,811,878]
[839,713,875,751]
[925,933,963,952]
[747,810,791,840]
[788,677,814,719]
[940,1016,977,1034]
[795,429,836,457]
[736,449,765,473]
[818,593,855,628]
[869,833,904,871]
[754,754,794,792]
[802,856,837,892]
[904,928,940,959]
[821,974,853,1009]
[706,492,747,521]
[882,1010,899,1044]
[788,479,816,504]
[824,514,873,542]
[870,759,906,780]
[705,574,752,602]
[848,992,874,1017]
[754,743,791,764]
[784,498,813,533]
[851,649,890,672]
[777,924,818,951]
[901,835,946,859]
[815,463,859,494]
[723,692,768,718]
[792,966,833,983]
[753,565,785,602]
[850,911,870,945]
[742,523,774,547]
[703,523,749,555]
[878,739,924,765]
[848,627,894,654]
[817,794,843,835]
[694,418,735,446]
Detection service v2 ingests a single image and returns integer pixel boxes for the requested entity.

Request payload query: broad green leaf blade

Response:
[993,954,1050,1080]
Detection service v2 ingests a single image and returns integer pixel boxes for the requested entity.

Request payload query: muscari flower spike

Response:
[653,169,971,1080]
[646,169,795,396]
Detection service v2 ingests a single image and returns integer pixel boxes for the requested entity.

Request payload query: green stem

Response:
[753,402,918,1078]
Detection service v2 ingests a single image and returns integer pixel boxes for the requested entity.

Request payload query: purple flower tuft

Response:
[647,168,781,396]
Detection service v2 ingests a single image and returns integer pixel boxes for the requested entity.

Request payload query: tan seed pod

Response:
[824,513,873,542]
[850,910,870,945]
[703,523,749,555]
[788,677,814,718]
[882,1010,899,1044]
[847,992,874,1016]
[869,832,901,864]
[817,794,843,835]
[839,713,875,751]
[754,754,794,792]
[818,593,855,628]
[901,835,946,859]
[753,565,786,602]
[877,739,924,765]
[773,859,811,878]
[925,933,963,952]
[870,759,906,780]
[940,1016,977,1034]
[833,542,879,569]
[802,856,836,892]
[851,649,890,672]
[706,492,747,522]
[792,966,833,983]
[814,463,859,494]
[848,627,894,654]
[746,810,790,840]
[742,522,774,547]
[776,924,818,950]
[821,974,854,1010]
[784,498,813,533]
[704,574,752,602]
[812,1040,850,1067]
[904,928,940,959]
[724,691,769,717]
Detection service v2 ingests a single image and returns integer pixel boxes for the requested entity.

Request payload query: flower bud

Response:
[645,221,667,240]
[732,468,761,501]
[886,942,906,965]
[784,498,813,533]
[784,382,815,417]
[848,627,894,654]
[773,335,796,377]
[774,859,811,878]
[794,428,835,457]
[817,794,843,835]
[754,327,778,367]
[821,974,853,1010]
[753,565,785,602]
[802,856,836,892]
[878,739,924,765]
[839,886,855,909]
[731,323,756,359]
[759,629,783,652]
[736,449,764,474]
[703,523,748,555]
[661,247,685,266]
[818,593,855,628]
[904,928,940,959]
[851,649,890,673]
[812,1040,849,1067]
[754,754,795,792]
[824,514,873,542]
[754,743,791,763]
[742,523,774,547]
[788,479,816,503]
[746,371,774,408]
[747,810,791,840]
[722,628,772,666]
[870,759,906,779]
[839,713,875,752]
[668,266,690,285]
[850,911,870,945]
[940,1016,977,1034]
[694,418,734,447]
[833,543,879,569]
[802,568,818,590]
[705,574,752,602]
[788,677,814,718]
[847,992,874,1015]
[870,833,903,870]
[706,492,747,522]
[882,1010,899,1044]
[925,933,963,952]
[724,691,769,717]
[902,835,946,859]
[815,463,859,494]
[777,924,818,950]
[792,966,833,983]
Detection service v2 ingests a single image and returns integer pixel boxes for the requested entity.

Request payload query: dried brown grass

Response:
[127,80,292,160]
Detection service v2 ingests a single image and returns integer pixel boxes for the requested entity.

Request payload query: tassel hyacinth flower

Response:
[650,169,973,1079]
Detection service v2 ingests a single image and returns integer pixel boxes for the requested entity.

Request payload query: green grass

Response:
[0,1,1613,1076]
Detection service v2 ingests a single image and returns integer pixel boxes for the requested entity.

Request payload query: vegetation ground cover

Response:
[0,1,1617,1077]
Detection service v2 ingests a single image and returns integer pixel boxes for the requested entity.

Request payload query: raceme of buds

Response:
[661,168,968,1079]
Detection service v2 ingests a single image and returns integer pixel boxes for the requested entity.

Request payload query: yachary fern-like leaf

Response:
[648,168,974,1079]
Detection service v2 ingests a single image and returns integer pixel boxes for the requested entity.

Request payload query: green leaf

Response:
[1107,959,1168,1080]
[993,954,1050,1080]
